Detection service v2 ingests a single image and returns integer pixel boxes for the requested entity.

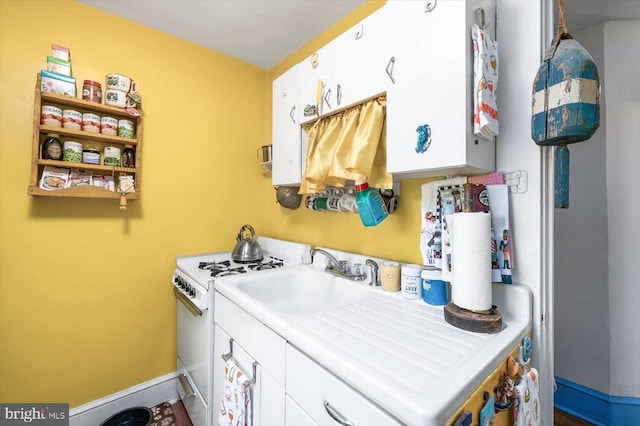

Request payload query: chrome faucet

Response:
[365,259,380,286]
[310,248,367,281]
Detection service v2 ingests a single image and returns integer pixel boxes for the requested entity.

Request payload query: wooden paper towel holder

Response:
[444,303,502,334]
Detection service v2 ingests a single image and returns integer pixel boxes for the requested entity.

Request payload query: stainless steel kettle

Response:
[231,224,263,263]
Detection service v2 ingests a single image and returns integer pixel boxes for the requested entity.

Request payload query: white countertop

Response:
[215,263,532,425]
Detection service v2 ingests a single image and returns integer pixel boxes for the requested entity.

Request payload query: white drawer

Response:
[285,344,401,426]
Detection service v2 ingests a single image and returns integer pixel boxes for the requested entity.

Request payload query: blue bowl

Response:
[100,407,152,426]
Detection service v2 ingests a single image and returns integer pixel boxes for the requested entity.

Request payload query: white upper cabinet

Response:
[299,6,391,126]
[272,64,303,186]
[298,43,336,125]
[330,6,392,110]
[385,0,496,178]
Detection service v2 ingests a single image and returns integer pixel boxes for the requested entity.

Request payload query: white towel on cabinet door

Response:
[514,368,540,426]
[218,359,251,426]
[472,24,499,138]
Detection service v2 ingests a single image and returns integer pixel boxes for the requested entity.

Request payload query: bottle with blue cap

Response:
[354,176,388,227]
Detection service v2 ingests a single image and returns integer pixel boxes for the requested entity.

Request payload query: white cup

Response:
[106,73,139,93]
[104,89,128,108]
[380,261,401,292]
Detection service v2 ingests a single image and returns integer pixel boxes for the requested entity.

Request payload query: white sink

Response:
[232,267,372,315]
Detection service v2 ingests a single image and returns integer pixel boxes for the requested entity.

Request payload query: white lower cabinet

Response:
[285,344,401,426]
[285,396,317,426]
[213,324,285,426]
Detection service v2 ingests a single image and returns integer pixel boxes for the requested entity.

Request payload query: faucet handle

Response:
[365,259,380,286]
[353,263,363,275]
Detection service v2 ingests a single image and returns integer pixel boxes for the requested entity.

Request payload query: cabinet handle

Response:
[323,400,354,426]
[386,56,396,84]
[178,374,195,398]
[324,87,332,109]
[289,106,296,123]
[336,84,342,106]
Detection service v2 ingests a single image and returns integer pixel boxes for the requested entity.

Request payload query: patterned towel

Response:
[472,24,499,138]
[218,360,251,426]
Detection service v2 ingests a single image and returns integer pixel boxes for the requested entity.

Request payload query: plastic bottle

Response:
[354,178,388,226]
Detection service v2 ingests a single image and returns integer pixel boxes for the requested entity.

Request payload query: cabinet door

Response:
[299,42,336,125]
[213,325,285,426]
[332,6,391,109]
[385,0,495,177]
[272,65,303,185]
[285,345,401,426]
[285,396,317,426]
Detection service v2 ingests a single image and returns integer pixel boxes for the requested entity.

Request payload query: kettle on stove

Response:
[231,224,264,263]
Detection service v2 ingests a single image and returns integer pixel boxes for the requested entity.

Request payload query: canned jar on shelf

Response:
[82,80,102,103]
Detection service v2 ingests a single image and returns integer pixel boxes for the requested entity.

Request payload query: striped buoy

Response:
[531,0,600,208]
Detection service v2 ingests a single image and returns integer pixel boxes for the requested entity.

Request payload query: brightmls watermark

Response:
[1,404,68,425]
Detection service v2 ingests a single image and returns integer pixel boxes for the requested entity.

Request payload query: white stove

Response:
[171,236,311,426]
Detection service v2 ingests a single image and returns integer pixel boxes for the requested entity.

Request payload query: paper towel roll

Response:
[451,212,492,311]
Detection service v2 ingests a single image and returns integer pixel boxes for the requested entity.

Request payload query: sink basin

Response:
[232,267,372,315]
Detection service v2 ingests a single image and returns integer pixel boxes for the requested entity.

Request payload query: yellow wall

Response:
[0,0,267,406]
[0,0,437,408]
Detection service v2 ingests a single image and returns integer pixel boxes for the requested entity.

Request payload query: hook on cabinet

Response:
[476,7,490,29]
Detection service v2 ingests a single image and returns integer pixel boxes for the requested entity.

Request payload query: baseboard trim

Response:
[555,376,640,426]
[69,372,178,426]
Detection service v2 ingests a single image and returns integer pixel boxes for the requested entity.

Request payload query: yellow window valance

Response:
[299,96,393,194]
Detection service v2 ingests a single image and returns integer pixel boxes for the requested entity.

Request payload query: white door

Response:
[299,42,336,125]
[331,6,391,109]
[272,65,303,185]
[385,0,472,176]
[213,325,285,426]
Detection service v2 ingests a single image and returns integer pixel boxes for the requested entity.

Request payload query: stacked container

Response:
[41,44,76,97]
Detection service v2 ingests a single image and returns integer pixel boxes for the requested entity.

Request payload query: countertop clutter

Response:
[29,44,143,209]
[214,248,532,426]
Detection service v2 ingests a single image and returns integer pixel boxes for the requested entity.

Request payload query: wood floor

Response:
[555,409,594,425]
[172,401,590,425]
[171,401,193,426]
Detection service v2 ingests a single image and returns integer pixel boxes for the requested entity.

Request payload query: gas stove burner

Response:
[248,260,284,271]
[215,268,247,277]
[198,260,231,270]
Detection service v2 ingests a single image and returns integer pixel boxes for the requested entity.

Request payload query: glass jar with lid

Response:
[121,145,135,168]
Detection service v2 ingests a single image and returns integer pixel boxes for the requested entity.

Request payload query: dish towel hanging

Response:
[472,24,499,138]
[218,359,252,426]
[514,368,541,426]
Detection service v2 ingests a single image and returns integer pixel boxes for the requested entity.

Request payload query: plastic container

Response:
[40,70,76,97]
[401,264,422,300]
[82,80,102,103]
[47,56,72,76]
[51,44,70,61]
[421,267,449,305]
[354,179,388,227]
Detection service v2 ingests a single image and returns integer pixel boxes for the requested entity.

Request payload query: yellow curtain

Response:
[299,96,392,194]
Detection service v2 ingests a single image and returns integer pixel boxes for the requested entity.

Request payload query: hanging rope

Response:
[557,0,569,36]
